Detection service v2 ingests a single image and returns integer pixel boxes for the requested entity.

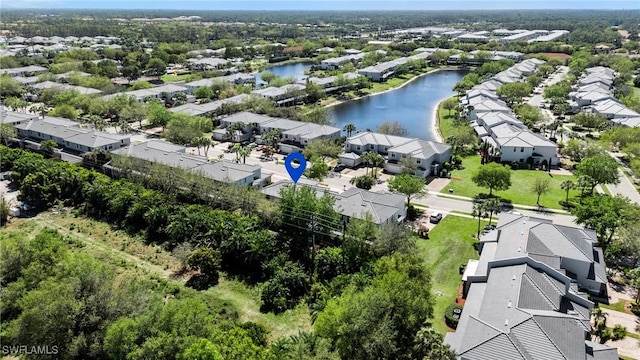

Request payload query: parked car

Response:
[430,211,443,224]
[333,164,346,172]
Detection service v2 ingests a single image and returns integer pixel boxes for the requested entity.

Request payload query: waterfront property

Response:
[445,213,617,360]
[462,59,560,166]
[109,140,271,187]
[340,131,451,178]
[261,179,407,225]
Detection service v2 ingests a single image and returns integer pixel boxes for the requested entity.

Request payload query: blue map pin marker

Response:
[284,152,306,184]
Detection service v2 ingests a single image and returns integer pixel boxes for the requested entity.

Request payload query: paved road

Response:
[606,169,640,206]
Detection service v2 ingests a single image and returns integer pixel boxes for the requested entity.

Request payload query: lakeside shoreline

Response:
[323,67,460,143]
[323,67,461,109]
[432,98,446,143]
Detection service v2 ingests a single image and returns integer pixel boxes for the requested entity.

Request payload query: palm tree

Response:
[370,153,385,179]
[472,201,488,239]
[484,198,502,224]
[361,151,375,176]
[238,145,251,164]
[560,180,575,202]
[343,123,356,137]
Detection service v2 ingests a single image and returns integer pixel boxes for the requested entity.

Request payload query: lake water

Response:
[255,62,312,84]
[328,70,467,142]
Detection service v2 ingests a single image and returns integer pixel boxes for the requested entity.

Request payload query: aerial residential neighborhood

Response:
[1,3,640,360]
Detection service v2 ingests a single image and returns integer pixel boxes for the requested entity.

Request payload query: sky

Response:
[1,0,639,10]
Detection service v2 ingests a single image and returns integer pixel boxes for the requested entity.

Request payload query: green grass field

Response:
[161,73,201,82]
[438,96,458,140]
[443,155,581,209]
[416,215,485,334]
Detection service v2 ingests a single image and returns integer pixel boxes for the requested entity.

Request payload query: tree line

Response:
[1,145,456,359]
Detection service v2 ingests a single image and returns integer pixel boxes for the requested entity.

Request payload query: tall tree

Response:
[376,121,408,136]
[573,154,620,194]
[471,163,512,196]
[472,201,488,239]
[343,123,356,137]
[302,138,342,162]
[315,254,435,360]
[387,173,427,206]
[571,194,639,251]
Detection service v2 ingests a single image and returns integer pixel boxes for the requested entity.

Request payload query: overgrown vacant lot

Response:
[443,155,582,209]
[1,212,312,341]
[416,215,484,334]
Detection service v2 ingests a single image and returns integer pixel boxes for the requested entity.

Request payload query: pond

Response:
[328,70,467,142]
[255,62,312,84]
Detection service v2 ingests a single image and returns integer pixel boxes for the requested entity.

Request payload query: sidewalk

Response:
[435,192,571,214]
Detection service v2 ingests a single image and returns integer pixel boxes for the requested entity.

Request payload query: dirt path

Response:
[32,215,176,279]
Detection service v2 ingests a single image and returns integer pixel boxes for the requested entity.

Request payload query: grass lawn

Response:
[438,96,458,140]
[161,73,201,83]
[416,215,485,335]
[209,279,312,341]
[444,155,581,209]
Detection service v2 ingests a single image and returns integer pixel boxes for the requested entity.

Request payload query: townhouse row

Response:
[461,58,560,166]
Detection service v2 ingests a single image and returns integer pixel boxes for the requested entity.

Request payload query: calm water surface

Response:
[328,70,466,141]
[255,62,312,84]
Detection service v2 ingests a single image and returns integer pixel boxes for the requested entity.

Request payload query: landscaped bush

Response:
[444,303,464,329]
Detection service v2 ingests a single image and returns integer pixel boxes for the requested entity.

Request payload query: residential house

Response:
[445,214,616,359]
[0,65,48,77]
[170,94,249,116]
[109,140,270,187]
[184,73,255,94]
[482,123,559,166]
[0,110,39,126]
[14,116,130,153]
[186,57,229,71]
[318,53,365,70]
[251,84,306,106]
[102,84,188,103]
[279,123,341,153]
[385,138,452,177]
[341,132,451,177]
[261,179,407,225]
[31,81,102,96]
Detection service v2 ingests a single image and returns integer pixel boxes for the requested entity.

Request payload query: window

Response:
[416,159,421,164]
[513,148,516,152]
[520,147,524,152]
[357,146,361,151]
[391,153,395,158]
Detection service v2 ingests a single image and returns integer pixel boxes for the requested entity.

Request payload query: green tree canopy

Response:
[471,162,512,196]
[387,173,426,206]
[573,154,620,194]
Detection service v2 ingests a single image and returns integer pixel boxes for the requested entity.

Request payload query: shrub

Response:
[445,303,464,329]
